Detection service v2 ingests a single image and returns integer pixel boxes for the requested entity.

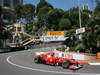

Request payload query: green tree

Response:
[63,11,70,19]
[0,5,2,25]
[81,6,100,53]
[15,4,35,22]
[58,18,72,30]
[82,24,100,53]
[67,8,79,27]
[36,0,54,32]
[94,4,100,16]
[37,5,53,19]
[36,0,53,15]
[3,9,15,22]
[15,4,24,19]
[37,6,53,32]
[47,8,64,30]
[23,4,35,22]
[63,9,79,29]
[64,29,77,51]
[25,21,38,35]
[81,11,90,27]
[0,5,2,18]
[0,6,4,40]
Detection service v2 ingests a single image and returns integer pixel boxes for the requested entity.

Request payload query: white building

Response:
[0,0,23,8]
[82,4,90,10]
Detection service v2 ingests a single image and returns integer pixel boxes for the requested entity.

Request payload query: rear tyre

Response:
[34,56,42,64]
[34,57,39,64]
[62,61,70,69]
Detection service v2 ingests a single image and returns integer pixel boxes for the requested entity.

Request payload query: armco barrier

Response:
[54,50,99,62]
[54,51,84,60]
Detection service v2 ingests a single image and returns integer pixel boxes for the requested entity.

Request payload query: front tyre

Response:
[62,61,70,69]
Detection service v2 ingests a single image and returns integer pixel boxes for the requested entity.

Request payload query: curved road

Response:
[0,44,100,75]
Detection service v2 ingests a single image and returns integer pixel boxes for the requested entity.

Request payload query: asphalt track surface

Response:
[0,44,100,75]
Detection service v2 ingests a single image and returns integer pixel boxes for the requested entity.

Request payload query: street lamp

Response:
[77,0,83,40]
[78,0,82,28]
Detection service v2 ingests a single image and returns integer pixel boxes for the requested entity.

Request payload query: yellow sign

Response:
[47,31,64,36]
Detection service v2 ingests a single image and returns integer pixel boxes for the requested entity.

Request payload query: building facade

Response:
[82,4,90,10]
[0,0,23,8]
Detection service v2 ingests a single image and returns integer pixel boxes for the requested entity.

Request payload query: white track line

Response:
[6,55,100,75]
[89,63,100,65]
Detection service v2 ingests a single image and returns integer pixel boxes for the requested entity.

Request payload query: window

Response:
[3,0,11,7]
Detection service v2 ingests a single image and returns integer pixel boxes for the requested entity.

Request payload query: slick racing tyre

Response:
[34,56,42,64]
[34,57,39,64]
[62,61,70,69]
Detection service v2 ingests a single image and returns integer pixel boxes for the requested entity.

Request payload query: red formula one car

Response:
[34,52,90,71]
[34,52,58,65]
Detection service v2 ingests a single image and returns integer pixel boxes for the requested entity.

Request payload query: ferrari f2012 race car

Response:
[33,51,90,71]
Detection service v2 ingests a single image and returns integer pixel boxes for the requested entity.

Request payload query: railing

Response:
[23,39,41,46]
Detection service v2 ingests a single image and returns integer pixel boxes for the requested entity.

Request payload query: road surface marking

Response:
[7,55,100,75]
[89,63,100,65]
